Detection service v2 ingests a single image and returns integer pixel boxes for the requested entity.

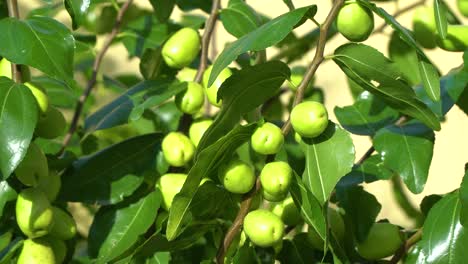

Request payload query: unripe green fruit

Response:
[336,1,374,42]
[260,161,293,202]
[16,188,54,238]
[286,66,314,92]
[35,106,66,139]
[189,118,213,147]
[162,27,200,68]
[15,143,48,187]
[177,67,197,82]
[49,207,77,240]
[37,171,61,202]
[218,159,256,194]
[271,196,302,226]
[44,237,66,264]
[0,230,12,252]
[25,82,49,115]
[290,101,328,138]
[356,223,404,260]
[435,25,468,52]
[307,226,325,250]
[175,82,205,114]
[156,173,187,210]
[0,58,31,81]
[457,0,468,17]
[251,122,284,155]
[243,209,284,247]
[203,65,233,107]
[413,6,437,49]
[161,132,195,167]
[17,238,56,264]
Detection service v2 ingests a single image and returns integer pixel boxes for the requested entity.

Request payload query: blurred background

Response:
[20,0,468,230]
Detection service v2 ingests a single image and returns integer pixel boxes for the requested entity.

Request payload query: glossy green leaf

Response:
[373,121,435,194]
[277,233,317,263]
[332,43,440,131]
[220,0,260,38]
[59,133,163,204]
[334,91,399,136]
[31,76,80,109]
[300,122,355,205]
[176,0,212,13]
[150,0,175,22]
[434,0,448,39]
[197,61,289,156]
[417,54,440,101]
[388,31,421,86]
[0,16,74,84]
[0,78,38,179]
[208,5,314,86]
[167,124,257,240]
[89,190,161,263]
[64,0,91,29]
[0,181,17,218]
[460,168,468,227]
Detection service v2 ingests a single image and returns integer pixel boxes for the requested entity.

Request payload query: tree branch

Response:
[6,0,21,83]
[375,0,426,33]
[389,228,423,264]
[59,0,134,155]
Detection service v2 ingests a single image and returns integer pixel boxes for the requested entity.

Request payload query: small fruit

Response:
[290,101,328,138]
[161,132,195,167]
[243,209,284,247]
[203,65,233,107]
[271,196,302,226]
[156,173,187,210]
[16,188,54,238]
[356,222,404,260]
[336,1,374,42]
[177,67,197,82]
[35,106,67,139]
[37,171,62,202]
[189,118,213,147]
[162,27,201,68]
[15,143,49,187]
[25,82,49,115]
[457,0,468,17]
[218,159,256,194]
[412,6,437,49]
[260,161,293,202]
[175,81,205,114]
[49,207,77,240]
[435,25,468,52]
[307,226,325,250]
[17,238,56,264]
[251,122,284,155]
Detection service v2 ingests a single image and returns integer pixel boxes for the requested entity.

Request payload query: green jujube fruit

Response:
[251,122,284,155]
[177,67,197,82]
[336,1,374,42]
[218,159,256,194]
[271,196,302,226]
[457,0,468,17]
[412,6,437,49]
[14,143,49,187]
[175,81,205,114]
[243,209,285,248]
[35,106,66,139]
[203,65,233,107]
[161,132,195,167]
[436,25,468,52]
[162,27,201,68]
[356,222,404,260]
[49,207,77,240]
[260,161,293,202]
[189,118,213,147]
[156,173,187,210]
[16,188,54,238]
[17,238,56,264]
[290,101,328,138]
[25,82,49,115]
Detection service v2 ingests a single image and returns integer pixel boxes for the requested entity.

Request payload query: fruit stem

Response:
[389,228,423,264]
[6,0,22,83]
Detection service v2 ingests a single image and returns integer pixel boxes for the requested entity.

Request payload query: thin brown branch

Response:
[59,0,134,155]
[356,147,375,165]
[375,0,426,33]
[389,228,423,264]
[7,0,21,83]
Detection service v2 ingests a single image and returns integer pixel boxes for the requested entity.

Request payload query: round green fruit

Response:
[35,106,66,139]
[260,161,293,202]
[37,171,61,202]
[161,132,195,167]
[251,122,284,155]
[356,222,404,260]
[457,0,468,17]
[17,238,56,264]
[16,188,54,238]
[243,209,284,248]
[189,118,213,147]
[271,196,302,226]
[175,81,205,114]
[44,237,66,264]
[49,207,77,240]
[156,173,187,210]
[203,65,233,107]
[162,27,200,68]
[15,143,49,187]
[435,25,468,52]
[218,159,256,194]
[307,226,325,250]
[177,67,197,82]
[336,1,374,42]
[25,82,49,115]
[290,101,328,138]
[412,6,437,49]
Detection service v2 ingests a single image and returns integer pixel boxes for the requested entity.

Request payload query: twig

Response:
[389,228,423,264]
[283,0,296,11]
[356,147,375,165]
[391,176,424,226]
[375,0,427,33]
[6,0,21,83]
[59,0,134,155]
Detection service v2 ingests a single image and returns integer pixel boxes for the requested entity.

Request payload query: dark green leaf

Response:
[220,0,260,38]
[417,54,440,101]
[0,181,17,218]
[0,238,23,264]
[150,0,175,22]
[388,31,421,86]
[0,16,74,84]
[208,5,314,86]
[434,0,448,39]
[232,243,259,264]
[59,133,163,204]
[373,121,435,194]
[460,168,468,226]
[64,0,91,29]
[277,234,317,264]
[176,0,212,13]
[30,76,80,109]
[0,78,37,179]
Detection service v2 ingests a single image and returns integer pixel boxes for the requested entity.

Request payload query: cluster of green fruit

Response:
[1,58,76,263]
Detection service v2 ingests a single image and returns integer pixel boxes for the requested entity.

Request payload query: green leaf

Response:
[373,121,435,194]
[176,0,212,13]
[197,61,289,156]
[64,0,91,30]
[388,31,421,86]
[300,122,355,205]
[434,0,448,39]
[417,54,440,101]
[460,168,468,227]
[59,133,163,204]
[332,43,440,131]
[0,181,17,218]
[220,0,260,38]
[334,91,399,136]
[0,16,74,84]
[0,78,38,179]
[150,0,175,22]
[277,233,317,263]
[208,5,314,86]
[0,238,23,264]
[89,190,161,264]
[167,124,257,240]
[30,76,80,109]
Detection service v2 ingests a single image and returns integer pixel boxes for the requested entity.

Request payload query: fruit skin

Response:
[156,173,187,210]
[44,237,66,264]
[16,188,55,238]
[260,161,293,202]
[243,209,284,247]
[35,106,67,139]
[49,207,77,240]
[457,0,468,17]
[161,132,195,167]
[177,67,197,82]
[251,122,284,155]
[218,159,256,194]
[37,171,62,202]
[435,25,468,52]
[175,81,205,114]
[336,1,374,42]
[25,82,49,115]
[189,118,213,147]
[290,101,328,138]
[202,65,233,107]
[162,27,200,68]
[14,143,49,187]
[412,6,437,49]
[271,196,302,226]
[356,222,404,260]
[17,238,56,264]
